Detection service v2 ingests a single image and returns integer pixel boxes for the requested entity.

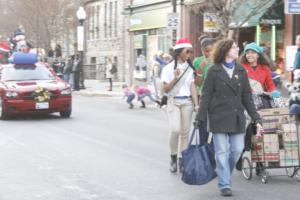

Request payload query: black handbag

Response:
[160,66,190,107]
[181,125,216,185]
[160,95,168,107]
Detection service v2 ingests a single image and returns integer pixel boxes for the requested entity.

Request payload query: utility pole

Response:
[172,0,177,46]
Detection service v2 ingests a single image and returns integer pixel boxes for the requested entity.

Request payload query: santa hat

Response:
[173,38,192,50]
[0,42,10,52]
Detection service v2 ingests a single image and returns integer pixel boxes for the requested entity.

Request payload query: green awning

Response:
[229,0,276,27]
[129,7,171,31]
[184,0,277,28]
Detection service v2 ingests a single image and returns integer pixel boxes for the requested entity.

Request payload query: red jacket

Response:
[135,87,150,96]
[242,63,276,92]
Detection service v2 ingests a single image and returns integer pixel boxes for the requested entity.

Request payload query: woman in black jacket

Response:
[196,39,262,197]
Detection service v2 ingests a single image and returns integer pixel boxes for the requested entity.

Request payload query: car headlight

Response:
[5,91,19,98]
[60,88,72,96]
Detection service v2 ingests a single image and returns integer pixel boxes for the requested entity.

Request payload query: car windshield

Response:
[0,65,55,81]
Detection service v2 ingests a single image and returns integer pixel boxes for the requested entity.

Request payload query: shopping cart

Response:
[242,108,300,184]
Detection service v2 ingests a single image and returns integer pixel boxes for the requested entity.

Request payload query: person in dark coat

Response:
[72,54,81,91]
[63,56,73,86]
[196,39,262,197]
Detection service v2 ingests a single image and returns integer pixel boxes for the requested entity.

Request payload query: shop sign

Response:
[203,13,219,33]
[285,0,300,14]
[260,19,282,25]
[167,13,179,30]
[130,19,142,26]
[133,35,143,49]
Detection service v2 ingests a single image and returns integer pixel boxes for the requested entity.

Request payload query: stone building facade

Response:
[83,0,131,81]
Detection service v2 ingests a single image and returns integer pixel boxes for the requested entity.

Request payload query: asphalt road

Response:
[0,95,300,200]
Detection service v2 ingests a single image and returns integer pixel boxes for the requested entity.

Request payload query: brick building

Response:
[83,0,131,81]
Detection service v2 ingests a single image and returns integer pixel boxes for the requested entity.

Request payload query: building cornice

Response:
[123,0,171,15]
[84,0,101,6]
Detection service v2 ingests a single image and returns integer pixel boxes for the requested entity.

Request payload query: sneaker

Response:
[256,162,265,176]
[155,100,161,106]
[256,168,266,176]
[129,104,134,109]
[220,188,232,197]
[169,155,177,173]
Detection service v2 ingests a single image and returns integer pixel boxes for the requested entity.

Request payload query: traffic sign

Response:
[167,13,179,30]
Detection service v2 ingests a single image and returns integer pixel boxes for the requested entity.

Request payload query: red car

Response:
[0,62,72,119]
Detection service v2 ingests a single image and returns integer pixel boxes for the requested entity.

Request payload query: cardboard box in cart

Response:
[251,135,280,162]
[279,123,300,166]
[258,108,289,116]
[252,108,300,165]
[280,150,299,166]
[258,108,289,133]
[281,123,299,150]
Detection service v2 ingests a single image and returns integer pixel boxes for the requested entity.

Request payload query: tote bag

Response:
[181,126,216,185]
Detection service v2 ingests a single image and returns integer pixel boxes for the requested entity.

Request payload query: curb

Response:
[73,90,123,98]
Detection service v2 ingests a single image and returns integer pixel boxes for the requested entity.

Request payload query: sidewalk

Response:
[73,80,125,98]
[73,80,161,108]
[74,79,290,102]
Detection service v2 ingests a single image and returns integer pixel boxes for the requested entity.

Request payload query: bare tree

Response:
[188,0,276,39]
[1,0,83,51]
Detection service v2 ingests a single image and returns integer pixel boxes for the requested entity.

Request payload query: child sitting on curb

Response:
[134,85,160,108]
[122,84,135,109]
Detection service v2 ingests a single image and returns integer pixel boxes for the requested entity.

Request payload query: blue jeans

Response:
[213,133,244,189]
[127,94,135,104]
[69,73,75,89]
[139,93,156,102]
[63,73,71,83]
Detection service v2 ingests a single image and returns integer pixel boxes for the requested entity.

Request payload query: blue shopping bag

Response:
[181,124,216,185]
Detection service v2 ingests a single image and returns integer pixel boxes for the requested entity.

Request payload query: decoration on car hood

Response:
[32,86,50,102]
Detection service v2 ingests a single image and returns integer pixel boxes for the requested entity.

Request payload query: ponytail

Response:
[173,49,180,70]
[187,58,197,77]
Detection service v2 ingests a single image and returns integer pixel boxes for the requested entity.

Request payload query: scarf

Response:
[223,60,236,69]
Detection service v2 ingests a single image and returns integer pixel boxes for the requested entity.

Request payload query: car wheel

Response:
[60,108,71,118]
[0,98,8,120]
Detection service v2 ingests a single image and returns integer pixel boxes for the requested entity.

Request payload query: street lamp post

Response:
[76,6,86,89]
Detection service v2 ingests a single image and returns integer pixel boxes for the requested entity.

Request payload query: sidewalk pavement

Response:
[74,79,290,101]
[72,80,125,98]
[73,80,161,108]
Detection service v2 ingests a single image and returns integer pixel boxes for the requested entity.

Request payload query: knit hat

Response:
[14,28,25,37]
[173,38,192,50]
[0,42,10,52]
[244,42,264,54]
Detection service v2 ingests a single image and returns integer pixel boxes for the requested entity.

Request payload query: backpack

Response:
[110,64,117,74]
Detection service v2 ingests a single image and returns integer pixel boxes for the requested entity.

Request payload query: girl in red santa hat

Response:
[161,38,199,173]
